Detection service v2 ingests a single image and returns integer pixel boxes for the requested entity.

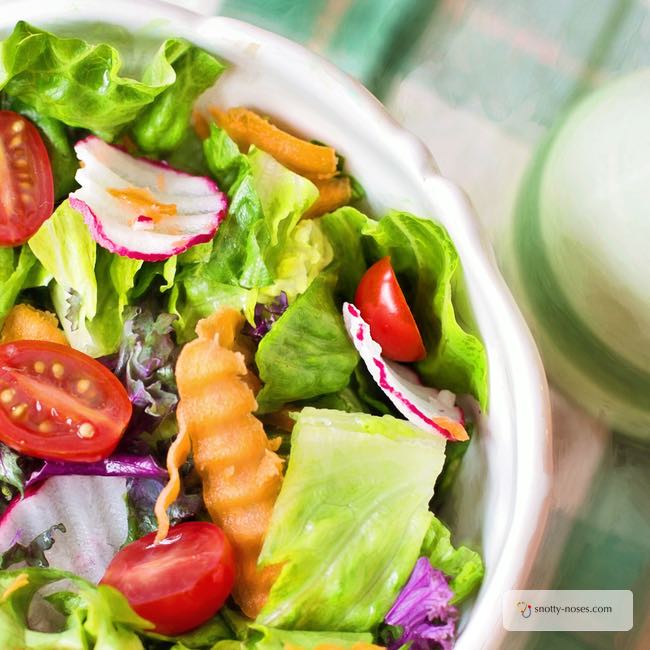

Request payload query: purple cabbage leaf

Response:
[242,291,288,343]
[384,557,458,650]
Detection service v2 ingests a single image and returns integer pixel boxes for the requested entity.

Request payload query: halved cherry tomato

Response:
[0,111,54,246]
[101,522,236,635]
[354,257,426,362]
[0,340,132,462]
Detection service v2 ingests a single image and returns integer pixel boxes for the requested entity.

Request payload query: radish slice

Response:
[70,136,227,261]
[0,476,128,582]
[343,302,469,441]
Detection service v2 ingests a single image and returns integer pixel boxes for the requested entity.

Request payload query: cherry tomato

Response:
[354,256,426,362]
[0,340,132,461]
[0,111,54,246]
[101,522,236,635]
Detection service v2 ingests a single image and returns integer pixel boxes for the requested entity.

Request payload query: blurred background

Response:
[170,1,649,648]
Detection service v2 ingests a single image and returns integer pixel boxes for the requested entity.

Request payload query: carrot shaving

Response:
[192,108,210,140]
[208,107,338,180]
[159,307,284,617]
[107,186,177,222]
[154,423,191,543]
[304,176,352,218]
[0,304,68,346]
[1,573,29,602]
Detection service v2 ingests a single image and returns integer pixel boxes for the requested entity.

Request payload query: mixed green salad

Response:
[0,22,488,650]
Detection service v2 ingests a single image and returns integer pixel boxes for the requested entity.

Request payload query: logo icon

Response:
[516,601,533,619]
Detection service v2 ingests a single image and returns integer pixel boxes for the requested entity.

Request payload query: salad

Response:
[0,22,488,650]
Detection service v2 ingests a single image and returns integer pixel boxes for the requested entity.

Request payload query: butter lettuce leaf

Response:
[0,22,219,141]
[255,276,358,413]
[0,568,152,650]
[257,407,446,631]
[0,246,37,326]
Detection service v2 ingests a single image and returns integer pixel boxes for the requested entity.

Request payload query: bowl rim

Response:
[0,2,553,647]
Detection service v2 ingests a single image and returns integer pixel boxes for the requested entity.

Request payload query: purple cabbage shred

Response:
[25,454,166,489]
[384,557,458,650]
[243,292,288,343]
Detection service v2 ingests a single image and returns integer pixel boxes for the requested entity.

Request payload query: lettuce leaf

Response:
[0,442,26,504]
[321,207,488,408]
[0,22,220,141]
[257,407,447,631]
[29,201,142,356]
[246,625,372,650]
[131,47,224,153]
[420,514,484,605]
[0,246,37,326]
[0,568,153,650]
[255,276,358,413]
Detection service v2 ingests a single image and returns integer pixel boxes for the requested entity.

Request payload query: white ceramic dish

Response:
[0,2,553,648]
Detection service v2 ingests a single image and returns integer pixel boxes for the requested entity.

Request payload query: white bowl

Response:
[0,2,552,647]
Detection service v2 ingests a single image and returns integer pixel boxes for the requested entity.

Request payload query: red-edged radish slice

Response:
[343,302,469,441]
[70,136,227,261]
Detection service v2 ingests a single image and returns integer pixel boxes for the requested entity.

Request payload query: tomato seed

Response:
[52,363,64,379]
[77,378,91,394]
[11,403,27,419]
[9,134,22,149]
[78,422,95,439]
[11,120,25,133]
[39,421,53,433]
[34,361,45,374]
[0,388,15,403]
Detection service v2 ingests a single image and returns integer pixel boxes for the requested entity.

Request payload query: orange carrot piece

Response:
[209,107,338,180]
[166,308,284,617]
[192,109,210,140]
[304,176,353,218]
[0,304,68,346]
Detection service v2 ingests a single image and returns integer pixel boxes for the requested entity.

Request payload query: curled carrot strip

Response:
[165,308,283,617]
[209,107,338,180]
[304,176,352,218]
[153,423,191,544]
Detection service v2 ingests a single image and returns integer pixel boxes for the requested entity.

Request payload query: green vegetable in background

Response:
[0,442,25,504]
[0,568,153,650]
[420,514,484,605]
[257,407,447,631]
[244,625,373,650]
[255,276,358,413]
[0,22,221,141]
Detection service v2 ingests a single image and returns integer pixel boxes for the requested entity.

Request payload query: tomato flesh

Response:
[101,522,236,635]
[0,111,54,246]
[354,256,426,362]
[0,341,132,461]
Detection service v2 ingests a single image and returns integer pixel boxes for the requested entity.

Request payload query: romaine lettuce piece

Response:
[246,625,373,650]
[255,276,358,413]
[257,407,446,631]
[420,514,484,605]
[0,22,220,141]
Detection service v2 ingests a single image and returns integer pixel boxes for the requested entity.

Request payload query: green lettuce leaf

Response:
[257,407,446,631]
[0,568,153,650]
[0,246,38,326]
[322,207,488,408]
[255,276,358,413]
[29,201,142,356]
[132,47,224,153]
[0,21,219,140]
[29,200,97,318]
[420,514,484,605]
[246,625,372,650]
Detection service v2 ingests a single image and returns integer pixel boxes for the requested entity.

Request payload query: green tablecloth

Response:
[213,2,650,649]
